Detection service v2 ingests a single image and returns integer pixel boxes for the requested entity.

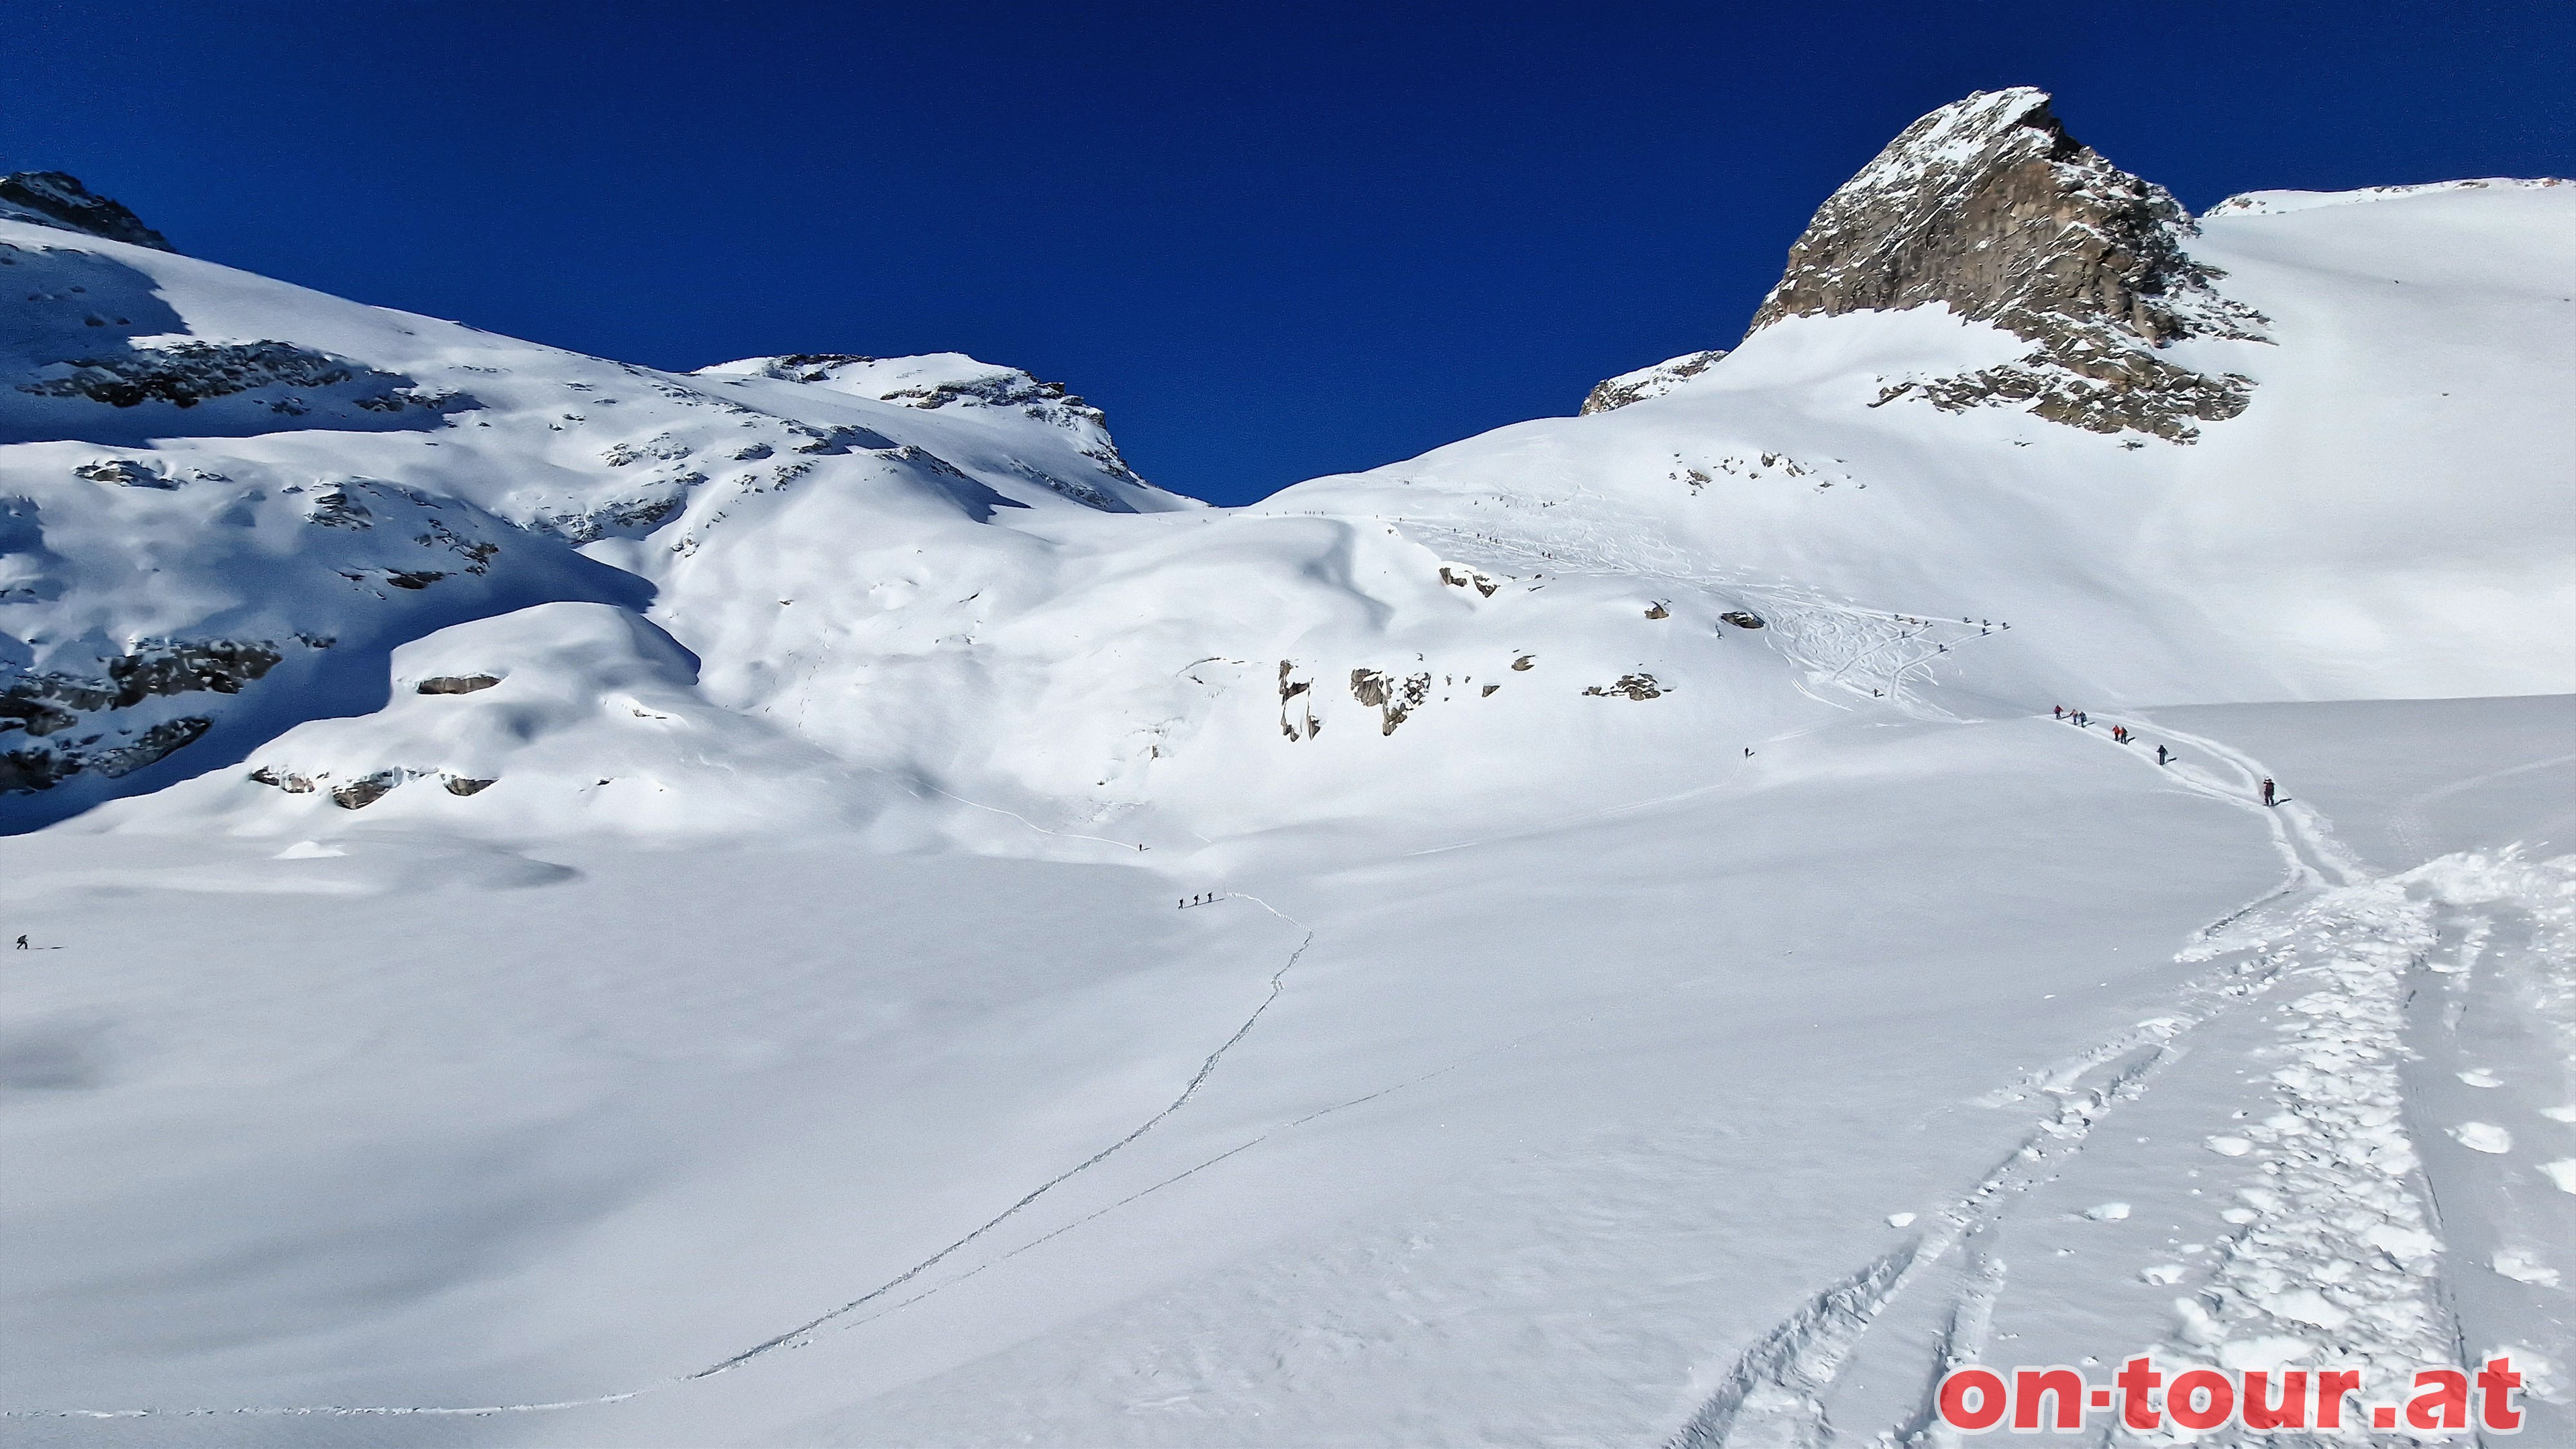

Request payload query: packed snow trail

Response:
[686,890,1315,1379]
[1660,719,2552,1449]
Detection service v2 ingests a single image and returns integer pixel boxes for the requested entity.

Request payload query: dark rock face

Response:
[89,717,212,777]
[3,639,283,719]
[17,339,443,413]
[1746,89,2266,441]
[1,640,283,793]
[0,172,174,252]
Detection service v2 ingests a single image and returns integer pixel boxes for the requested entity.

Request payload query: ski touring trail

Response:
[1664,720,2574,1448]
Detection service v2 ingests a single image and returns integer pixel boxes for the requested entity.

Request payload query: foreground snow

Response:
[3,695,2569,1445]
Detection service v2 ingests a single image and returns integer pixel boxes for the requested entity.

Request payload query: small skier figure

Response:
[2156,743,2169,766]
[2054,705,2064,719]
[2260,777,2277,807]
[12,934,25,950]
[2112,724,2127,743]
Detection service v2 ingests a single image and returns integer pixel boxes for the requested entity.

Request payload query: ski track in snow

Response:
[1663,720,2571,1448]
[6,891,1320,1424]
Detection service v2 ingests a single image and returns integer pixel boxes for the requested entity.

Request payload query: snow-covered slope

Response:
[0,184,1186,828]
[12,92,2565,845]
[2,99,2571,1448]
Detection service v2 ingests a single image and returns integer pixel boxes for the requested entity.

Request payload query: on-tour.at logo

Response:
[1935,1355,2526,1434]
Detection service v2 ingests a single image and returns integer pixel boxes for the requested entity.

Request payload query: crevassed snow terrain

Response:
[1,90,2569,1446]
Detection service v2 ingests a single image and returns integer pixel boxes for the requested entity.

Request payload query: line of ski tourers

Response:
[2054,705,2276,806]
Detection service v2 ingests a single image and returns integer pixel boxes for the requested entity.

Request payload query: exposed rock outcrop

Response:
[0,172,174,252]
[1,639,284,793]
[1438,564,1502,597]
[329,770,402,810]
[1278,660,1320,741]
[89,717,212,777]
[17,339,449,415]
[415,674,502,696]
[72,458,175,488]
[1747,89,2266,441]
[1350,667,1431,735]
[1581,350,1729,415]
[3,639,284,719]
[1583,673,1666,700]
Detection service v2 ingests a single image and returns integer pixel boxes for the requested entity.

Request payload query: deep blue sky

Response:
[5,2,2569,504]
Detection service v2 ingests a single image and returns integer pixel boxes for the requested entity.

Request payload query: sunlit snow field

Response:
[4,696,2567,1446]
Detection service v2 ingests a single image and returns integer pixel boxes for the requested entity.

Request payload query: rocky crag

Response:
[1591,89,2267,440]
[1580,350,1729,415]
[0,171,174,252]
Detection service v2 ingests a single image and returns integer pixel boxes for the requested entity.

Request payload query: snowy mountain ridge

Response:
[3,89,2570,847]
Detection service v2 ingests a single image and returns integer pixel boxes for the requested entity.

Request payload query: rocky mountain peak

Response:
[1744,89,2268,442]
[0,171,174,252]
[1748,88,2212,345]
